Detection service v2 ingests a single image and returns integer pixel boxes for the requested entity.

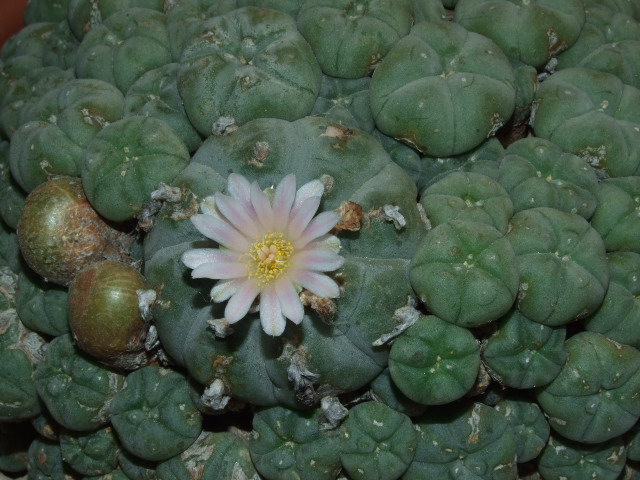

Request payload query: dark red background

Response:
[0,0,29,50]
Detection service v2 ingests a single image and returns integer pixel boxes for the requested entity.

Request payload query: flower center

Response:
[246,232,294,285]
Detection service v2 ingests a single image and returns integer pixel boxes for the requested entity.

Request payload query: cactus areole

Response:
[181,173,344,336]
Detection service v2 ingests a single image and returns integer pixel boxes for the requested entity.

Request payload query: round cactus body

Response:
[81,115,190,222]
[1,22,68,68]
[75,7,172,93]
[537,434,627,480]
[26,438,67,480]
[497,136,599,219]
[15,269,70,337]
[370,20,516,157]
[67,260,151,369]
[156,431,259,480]
[590,176,640,253]
[338,401,416,480]
[249,406,342,480]
[506,207,610,326]
[454,0,586,67]
[16,176,133,286]
[124,63,203,153]
[296,0,414,79]
[404,401,517,479]
[493,395,550,464]
[410,219,519,328]
[34,334,126,432]
[67,0,166,40]
[110,366,203,462]
[388,315,481,405]
[59,426,120,477]
[583,251,640,348]
[537,331,640,443]
[482,308,566,389]
[143,115,423,410]
[1,65,76,140]
[177,7,322,136]
[419,171,514,234]
[0,310,45,421]
[9,119,86,193]
[7,77,125,193]
[531,67,640,178]
[556,5,640,88]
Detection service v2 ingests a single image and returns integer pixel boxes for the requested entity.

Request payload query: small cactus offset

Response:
[2,1,640,479]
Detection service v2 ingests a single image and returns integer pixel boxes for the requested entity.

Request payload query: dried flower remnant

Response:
[182,173,344,336]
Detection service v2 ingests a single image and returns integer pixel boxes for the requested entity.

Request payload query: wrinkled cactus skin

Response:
[4,0,640,479]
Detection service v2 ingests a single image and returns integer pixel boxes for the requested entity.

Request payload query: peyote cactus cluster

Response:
[2,0,640,479]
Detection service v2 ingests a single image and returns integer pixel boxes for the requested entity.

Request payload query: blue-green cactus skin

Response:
[249,406,342,480]
[388,315,481,405]
[34,334,125,432]
[482,308,566,389]
[506,207,610,327]
[110,366,203,462]
[531,67,640,178]
[454,0,586,67]
[583,252,640,348]
[156,431,259,480]
[59,426,120,477]
[177,7,322,136]
[538,434,626,480]
[81,115,190,222]
[410,220,519,328]
[403,401,517,479]
[338,401,416,480]
[537,332,640,444]
[75,8,172,93]
[493,395,550,464]
[370,20,516,157]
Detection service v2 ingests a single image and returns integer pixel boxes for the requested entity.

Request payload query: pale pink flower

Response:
[182,173,344,336]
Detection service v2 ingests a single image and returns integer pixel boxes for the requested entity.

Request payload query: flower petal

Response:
[250,181,275,232]
[290,270,341,298]
[275,277,304,324]
[291,249,344,272]
[181,248,236,269]
[227,173,252,206]
[260,286,286,336]
[225,278,261,323]
[272,174,296,231]
[215,193,261,238]
[292,179,324,215]
[286,195,321,240]
[191,214,251,252]
[191,261,246,280]
[199,195,220,217]
[210,278,243,302]
[293,211,340,249]
[305,234,342,254]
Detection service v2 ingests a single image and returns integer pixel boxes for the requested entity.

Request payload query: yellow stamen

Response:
[245,232,294,286]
